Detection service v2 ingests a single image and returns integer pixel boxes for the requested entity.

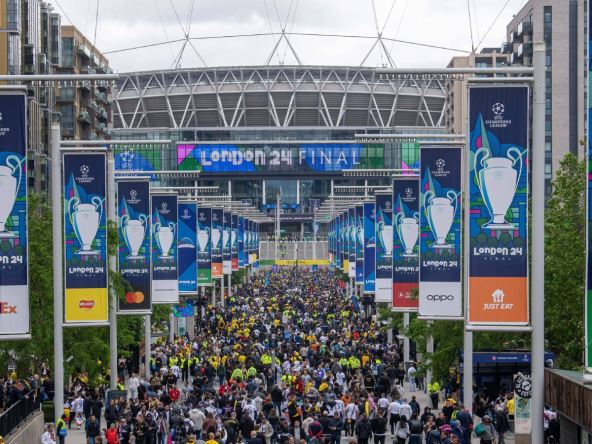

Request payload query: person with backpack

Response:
[473,415,495,444]
[394,416,410,444]
[455,408,472,444]
[494,406,510,444]
[408,413,423,444]
[370,409,387,444]
[354,413,372,444]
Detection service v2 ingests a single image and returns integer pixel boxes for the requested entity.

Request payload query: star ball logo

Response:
[159,201,170,215]
[119,149,135,169]
[80,165,90,178]
[432,158,450,178]
[76,164,94,184]
[127,189,140,205]
[181,208,191,220]
[486,101,512,128]
[492,102,505,118]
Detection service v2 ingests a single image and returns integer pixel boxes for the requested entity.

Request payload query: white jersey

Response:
[377,397,389,410]
[388,401,400,416]
[344,403,358,421]
[72,397,84,413]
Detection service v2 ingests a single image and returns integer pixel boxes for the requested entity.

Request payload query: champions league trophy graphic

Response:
[349,224,357,246]
[0,155,23,238]
[395,211,419,257]
[68,195,103,255]
[223,226,230,250]
[121,214,148,259]
[474,146,523,230]
[356,222,364,248]
[377,219,393,256]
[197,227,210,252]
[231,229,237,249]
[154,221,175,258]
[424,189,459,248]
[212,226,221,249]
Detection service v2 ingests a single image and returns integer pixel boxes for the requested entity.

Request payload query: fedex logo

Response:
[0,302,17,314]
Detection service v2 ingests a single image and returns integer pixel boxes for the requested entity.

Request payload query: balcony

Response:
[77,44,90,58]
[80,65,96,75]
[97,107,108,121]
[78,110,91,124]
[517,42,532,58]
[95,91,108,104]
[96,122,106,133]
[517,21,533,37]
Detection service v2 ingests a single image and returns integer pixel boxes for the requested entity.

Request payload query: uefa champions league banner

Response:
[468,85,529,326]
[355,205,364,285]
[375,192,393,303]
[222,211,231,274]
[177,202,198,293]
[0,93,29,336]
[341,211,348,274]
[419,147,463,318]
[348,208,356,279]
[211,208,223,278]
[363,202,376,294]
[392,179,419,311]
[197,207,212,286]
[117,180,152,313]
[151,193,179,304]
[231,214,239,271]
[245,219,252,265]
[238,216,245,268]
[335,215,342,269]
[63,153,108,323]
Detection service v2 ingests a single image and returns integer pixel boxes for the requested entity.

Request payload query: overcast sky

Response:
[48,0,528,73]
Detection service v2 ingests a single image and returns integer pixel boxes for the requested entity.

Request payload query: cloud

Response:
[48,0,523,72]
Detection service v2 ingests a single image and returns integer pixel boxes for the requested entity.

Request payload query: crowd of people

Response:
[37,267,550,444]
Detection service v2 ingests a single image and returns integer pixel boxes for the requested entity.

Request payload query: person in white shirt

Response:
[388,400,401,434]
[127,374,140,399]
[41,423,56,444]
[377,396,389,411]
[344,402,358,436]
[407,365,417,392]
[171,364,180,378]
[399,399,412,421]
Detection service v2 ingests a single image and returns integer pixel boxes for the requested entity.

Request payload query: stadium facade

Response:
[112,66,450,237]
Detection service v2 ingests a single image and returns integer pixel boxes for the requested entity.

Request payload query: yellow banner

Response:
[65,288,109,322]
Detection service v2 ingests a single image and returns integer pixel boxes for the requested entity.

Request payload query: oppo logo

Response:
[427,294,454,301]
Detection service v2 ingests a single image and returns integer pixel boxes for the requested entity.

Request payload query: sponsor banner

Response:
[117,180,152,312]
[211,208,223,278]
[151,194,179,303]
[363,202,376,294]
[0,93,29,335]
[392,179,420,311]
[269,259,330,266]
[63,153,108,323]
[197,207,212,286]
[222,211,231,274]
[348,208,356,278]
[231,214,238,270]
[513,373,532,434]
[341,212,349,274]
[355,205,364,285]
[238,216,245,268]
[177,202,198,293]
[375,192,393,303]
[419,147,463,318]
[468,86,529,326]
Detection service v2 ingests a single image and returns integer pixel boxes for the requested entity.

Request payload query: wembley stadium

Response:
[111,65,450,237]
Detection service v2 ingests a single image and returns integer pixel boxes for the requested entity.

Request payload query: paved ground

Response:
[63,380,516,443]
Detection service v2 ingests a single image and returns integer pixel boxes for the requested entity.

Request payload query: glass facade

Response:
[544,6,553,194]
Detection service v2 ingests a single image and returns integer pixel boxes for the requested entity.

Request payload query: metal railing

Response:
[0,389,41,438]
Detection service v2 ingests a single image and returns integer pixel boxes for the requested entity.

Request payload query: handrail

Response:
[0,388,41,438]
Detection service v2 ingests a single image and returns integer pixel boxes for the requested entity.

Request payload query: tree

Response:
[544,152,586,369]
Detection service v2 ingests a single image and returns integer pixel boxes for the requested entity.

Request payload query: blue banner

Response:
[392,179,419,311]
[223,211,231,274]
[375,192,392,303]
[363,202,376,294]
[211,208,223,278]
[238,216,245,268]
[355,205,364,285]
[0,93,29,335]
[231,214,238,270]
[151,193,179,303]
[197,207,212,286]
[419,147,462,318]
[348,208,356,278]
[117,180,152,312]
[64,152,108,323]
[468,86,529,326]
[336,215,342,269]
[178,202,198,293]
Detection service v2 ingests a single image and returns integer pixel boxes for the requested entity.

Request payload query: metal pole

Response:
[403,312,410,365]
[107,152,118,391]
[275,193,280,260]
[51,123,64,421]
[221,274,225,307]
[169,311,174,343]
[426,322,434,388]
[531,41,546,443]
[228,273,232,300]
[144,314,151,380]
[463,330,473,411]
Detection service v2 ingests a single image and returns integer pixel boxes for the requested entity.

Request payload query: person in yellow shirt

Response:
[205,432,218,444]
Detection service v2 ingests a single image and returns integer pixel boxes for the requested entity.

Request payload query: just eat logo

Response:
[0,303,17,314]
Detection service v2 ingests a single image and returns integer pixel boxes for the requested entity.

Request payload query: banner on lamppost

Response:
[117,180,152,313]
[231,214,238,270]
[513,372,532,434]
[0,93,29,336]
[375,192,392,303]
[223,211,231,274]
[245,218,251,265]
[238,216,245,268]
[468,85,529,326]
[348,208,356,279]
[355,204,364,285]
[178,202,197,293]
[211,208,223,278]
[419,147,463,318]
[197,207,212,286]
[63,152,108,323]
[151,193,179,304]
[363,202,375,294]
[392,179,419,311]
[336,215,342,270]
[342,211,348,274]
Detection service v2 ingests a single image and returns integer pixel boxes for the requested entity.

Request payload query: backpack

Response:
[474,422,486,437]
[409,419,422,434]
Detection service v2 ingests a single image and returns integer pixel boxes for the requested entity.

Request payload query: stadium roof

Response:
[113,65,446,130]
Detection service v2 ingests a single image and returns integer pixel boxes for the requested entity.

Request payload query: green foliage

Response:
[544,153,586,369]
